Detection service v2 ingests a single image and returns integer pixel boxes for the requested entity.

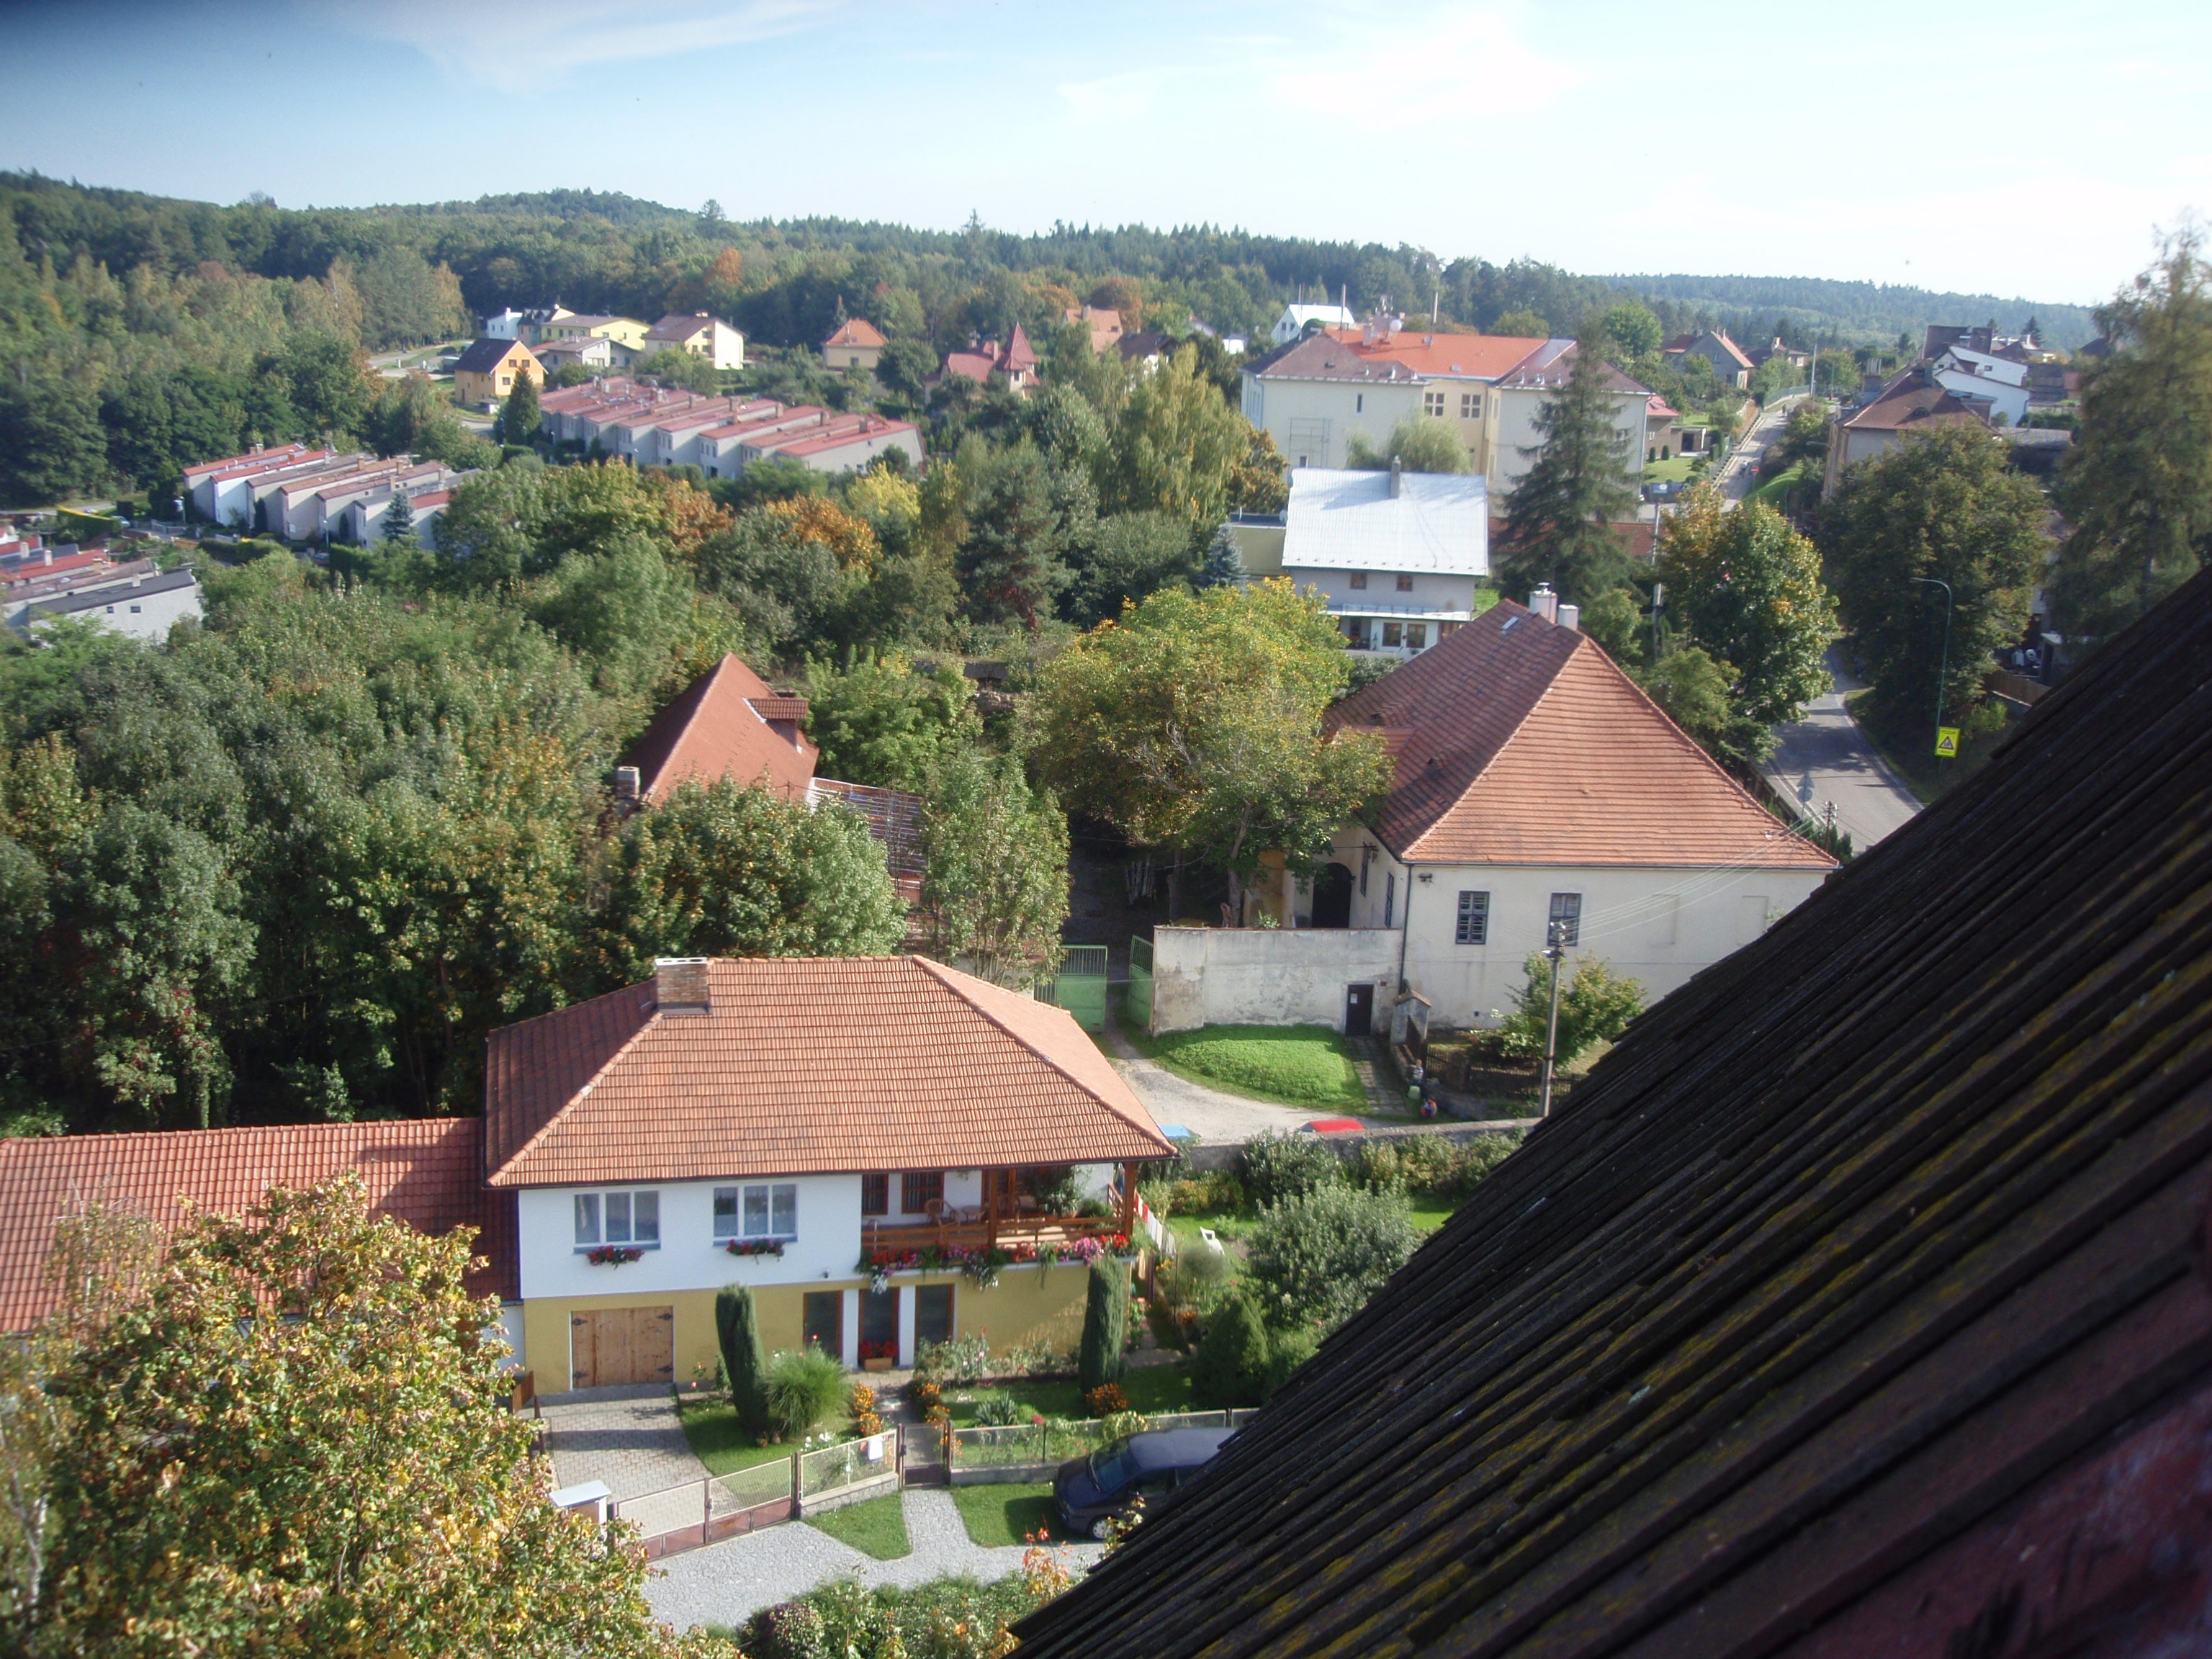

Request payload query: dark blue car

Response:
[1053,1426,1234,1539]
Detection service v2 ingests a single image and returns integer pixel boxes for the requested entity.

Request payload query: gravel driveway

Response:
[1092,1020,1382,1141]
[647,1488,1105,1632]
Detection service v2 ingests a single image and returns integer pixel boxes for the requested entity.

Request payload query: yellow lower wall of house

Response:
[517,1266,1094,1389]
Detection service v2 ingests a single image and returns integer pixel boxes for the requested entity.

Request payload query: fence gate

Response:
[1048,945,1110,1032]
[1127,935,1154,1029]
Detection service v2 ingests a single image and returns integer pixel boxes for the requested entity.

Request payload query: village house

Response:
[1661,328,1755,388]
[1267,301,1357,344]
[1821,368,1990,498]
[942,324,1040,392]
[453,336,545,408]
[1272,462,1488,657]
[822,317,888,371]
[12,567,202,642]
[643,311,745,370]
[0,957,1171,1390]
[1930,343,2033,426]
[1146,596,1832,1035]
[531,334,616,374]
[535,313,652,353]
[1061,305,1124,354]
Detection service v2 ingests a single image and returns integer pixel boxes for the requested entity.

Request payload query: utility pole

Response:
[1651,581,1665,665]
[1910,576,1955,754]
[1537,920,1566,1117]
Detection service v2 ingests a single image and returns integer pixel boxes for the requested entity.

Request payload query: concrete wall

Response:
[1150,924,1402,1035]
[1242,373,1421,471]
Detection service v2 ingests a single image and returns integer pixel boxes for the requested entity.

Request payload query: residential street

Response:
[1761,648,1923,849]
[1718,395,1799,502]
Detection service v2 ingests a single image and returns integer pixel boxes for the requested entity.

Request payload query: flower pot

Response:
[862,1357,894,1373]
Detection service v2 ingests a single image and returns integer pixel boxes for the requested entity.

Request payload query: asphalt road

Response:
[1719,395,1799,503]
[1762,649,1924,850]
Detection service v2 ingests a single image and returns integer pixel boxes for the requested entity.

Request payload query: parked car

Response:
[1053,1427,1234,1539]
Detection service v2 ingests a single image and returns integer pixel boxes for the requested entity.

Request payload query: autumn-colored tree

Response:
[35,1177,734,1658]
[1028,579,1391,920]
[1088,276,1144,331]
[764,493,881,572]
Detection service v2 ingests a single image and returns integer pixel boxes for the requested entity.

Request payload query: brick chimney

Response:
[654,957,711,1014]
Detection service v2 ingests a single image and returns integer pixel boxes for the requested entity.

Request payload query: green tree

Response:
[0,375,107,504]
[956,441,1071,629]
[1077,1258,1130,1393]
[876,338,940,400]
[1028,580,1392,922]
[1100,345,1251,526]
[803,655,980,790]
[1194,523,1246,591]
[1638,645,1770,768]
[1491,952,1647,1066]
[278,331,374,440]
[1066,511,1200,622]
[35,1177,729,1658]
[1656,487,1837,729]
[637,346,720,394]
[1819,424,2047,734]
[2051,225,2212,638]
[1598,302,1663,360]
[916,745,1070,988]
[1190,1290,1271,1410]
[1493,308,1551,338]
[603,778,904,974]
[1498,344,1639,608]
[716,1284,772,1439]
[379,492,415,544]
[501,369,541,446]
[1768,400,1830,473]
[1244,1184,1418,1335]
[1345,414,1470,474]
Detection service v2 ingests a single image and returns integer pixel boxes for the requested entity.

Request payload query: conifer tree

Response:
[500,372,541,447]
[1195,523,1246,589]
[716,1284,771,1438]
[378,492,413,544]
[1497,344,1639,607]
[1078,1258,1129,1393]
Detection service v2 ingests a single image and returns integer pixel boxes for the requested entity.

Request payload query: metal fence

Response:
[608,1457,795,1560]
[1046,945,1110,1031]
[1127,935,1154,1028]
[799,1429,899,1499]
[949,1408,1254,1469]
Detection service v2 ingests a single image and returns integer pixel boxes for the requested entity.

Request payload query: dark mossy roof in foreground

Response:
[1017,570,2212,1659]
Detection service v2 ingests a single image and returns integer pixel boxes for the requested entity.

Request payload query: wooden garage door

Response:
[570,1306,675,1389]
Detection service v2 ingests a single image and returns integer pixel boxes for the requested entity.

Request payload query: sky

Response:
[3,0,2206,307]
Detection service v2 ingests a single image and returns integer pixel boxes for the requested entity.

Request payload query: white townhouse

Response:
[1279,464,1488,657]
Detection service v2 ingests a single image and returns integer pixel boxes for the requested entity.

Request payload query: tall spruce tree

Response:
[2051,225,2212,639]
[378,492,413,544]
[500,372,541,448]
[1497,344,1639,607]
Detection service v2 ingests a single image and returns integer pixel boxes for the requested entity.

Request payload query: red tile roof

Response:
[824,318,888,349]
[181,442,310,480]
[1326,601,1833,869]
[1842,374,1988,433]
[1,551,110,587]
[624,654,819,802]
[482,956,1171,1187]
[1321,328,1549,379]
[0,1120,512,1330]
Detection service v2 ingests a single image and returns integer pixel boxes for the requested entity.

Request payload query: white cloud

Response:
[310,0,845,90]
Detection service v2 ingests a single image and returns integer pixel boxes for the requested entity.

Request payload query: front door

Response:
[803,1290,844,1362]
[1345,983,1375,1036]
[570,1306,675,1389]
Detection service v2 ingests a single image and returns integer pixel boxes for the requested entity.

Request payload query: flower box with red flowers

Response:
[724,1238,785,1258]
[585,1246,643,1267]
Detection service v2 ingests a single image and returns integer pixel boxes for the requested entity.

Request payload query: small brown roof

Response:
[454,336,535,375]
[1327,602,1832,870]
[1842,374,1988,433]
[482,956,1170,1187]
[824,317,888,350]
[0,1120,512,1330]
[624,654,818,802]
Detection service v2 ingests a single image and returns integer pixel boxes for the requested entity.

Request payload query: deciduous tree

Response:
[916,745,1070,987]
[1657,485,1837,731]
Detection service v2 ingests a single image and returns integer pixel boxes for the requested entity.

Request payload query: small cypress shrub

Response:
[1077,1257,1129,1392]
[716,1283,771,1438]
[1190,1290,1270,1409]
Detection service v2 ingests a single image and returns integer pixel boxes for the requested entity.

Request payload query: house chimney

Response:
[1390,456,1403,498]
[613,765,641,801]
[1529,583,1559,623]
[653,956,711,1015]
[1557,603,1581,632]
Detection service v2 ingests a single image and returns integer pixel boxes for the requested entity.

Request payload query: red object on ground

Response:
[1305,1118,1364,1135]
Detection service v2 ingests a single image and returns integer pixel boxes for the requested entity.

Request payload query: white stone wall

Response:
[1242,372,1422,471]
[1150,924,1403,1035]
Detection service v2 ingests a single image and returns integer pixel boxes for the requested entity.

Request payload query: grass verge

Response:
[950,1482,1066,1547]
[675,1398,799,1478]
[806,1492,911,1559]
[1125,1022,1368,1111]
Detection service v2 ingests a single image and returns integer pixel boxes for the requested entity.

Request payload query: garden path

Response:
[645,1488,1105,1632]
[540,1387,715,1503]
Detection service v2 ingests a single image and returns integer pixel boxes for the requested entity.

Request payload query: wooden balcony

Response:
[860,1211,1128,1260]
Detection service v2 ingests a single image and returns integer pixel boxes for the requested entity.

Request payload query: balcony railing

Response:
[860,1211,1128,1259]
[1324,600,1475,621]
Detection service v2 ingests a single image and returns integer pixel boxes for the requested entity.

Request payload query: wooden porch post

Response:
[985,1171,999,1251]
[1119,1163,1138,1236]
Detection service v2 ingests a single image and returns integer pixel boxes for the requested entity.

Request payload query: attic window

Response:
[1500,616,1521,632]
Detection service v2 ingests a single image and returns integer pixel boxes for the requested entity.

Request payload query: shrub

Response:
[764,1346,848,1441]
[1078,1259,1130,1392]
[970,1391,1027,1426]
[1190,1290,1271,1409]
[1492,954,1646,1066]
[1155,1246,1233,1317]
[907,1378,943,1413]
[1262,1326,1320,1399]
[1246,1184,1419,1333]
[716,1282,771,1437]
[850,1383,884,1437]
[1168,1169,1247,1215]
[1027,1165,1084,1214]
[1238,1130,1344,1208]
[1084,1382,1130,1416]
[914,1333,991,1385]
[1349,1131,1522,1206]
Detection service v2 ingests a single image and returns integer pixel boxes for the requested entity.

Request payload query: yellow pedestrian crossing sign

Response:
[1935,727,1961,758]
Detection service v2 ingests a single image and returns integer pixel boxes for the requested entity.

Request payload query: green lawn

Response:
[1746,462,1808,508]
[1471,585,1501,616]
[1642,454,1699,482]
[947,1361,1194,1425]
[807,1493,912,1559]
[1130,1024,1368,1111]
[675,1398,800,1477]
[1407,1203,1456,1234]
[950,1482,1067,1547]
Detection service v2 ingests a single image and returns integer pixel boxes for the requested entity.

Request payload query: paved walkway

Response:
[541,1386,715,1501]
[647,1486,1105,1632]
[1092,1018,1375,1141]
[1761,648,1924,850]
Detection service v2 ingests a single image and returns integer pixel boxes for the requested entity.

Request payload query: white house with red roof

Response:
[1148,597,1833,1036]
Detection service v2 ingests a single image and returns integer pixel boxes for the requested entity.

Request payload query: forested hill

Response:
[3,172,2096,356]
[1614,272,2100,352]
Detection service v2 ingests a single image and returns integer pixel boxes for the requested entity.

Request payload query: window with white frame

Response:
[574,1189,660,1249]
[714,1182,798,1240]
[1456,890,1490,945]
[1548,891,1583,947]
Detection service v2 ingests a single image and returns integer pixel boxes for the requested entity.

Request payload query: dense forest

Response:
[1615,271,2098,352]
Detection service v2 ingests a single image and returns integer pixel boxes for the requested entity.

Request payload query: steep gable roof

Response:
[1842,372,1988,433]
[0,1120,512,1330]
[1327,601,1829,869]
[1016,552,2212,1659]
[824,317,888,349]
[623,653,817,802]
[482,956,1170,1187]
[454,336,532,375]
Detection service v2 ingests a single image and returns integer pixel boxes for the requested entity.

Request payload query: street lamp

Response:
[1910,576,1954,754]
